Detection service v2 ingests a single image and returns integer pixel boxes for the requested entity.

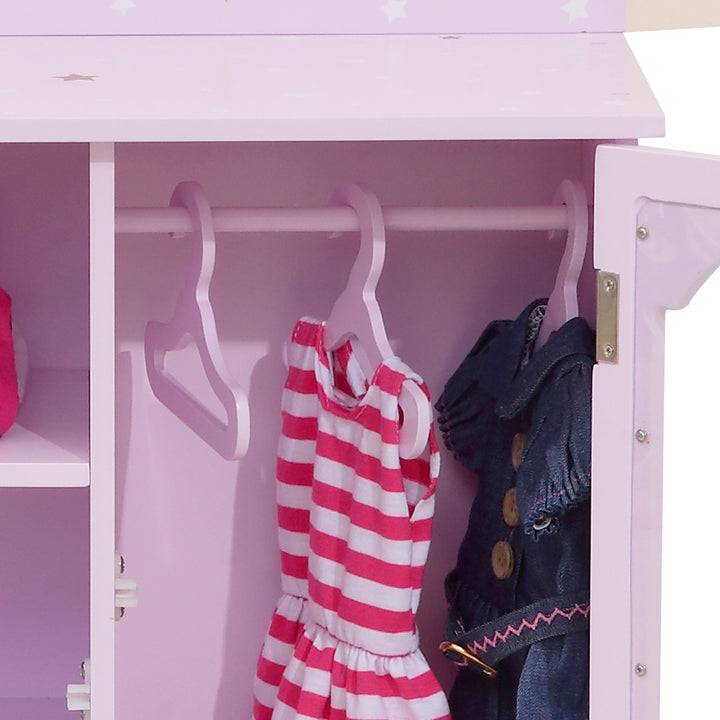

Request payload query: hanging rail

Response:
[115,204,571,235]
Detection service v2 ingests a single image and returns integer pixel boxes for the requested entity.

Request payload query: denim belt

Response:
[440,592,590,678]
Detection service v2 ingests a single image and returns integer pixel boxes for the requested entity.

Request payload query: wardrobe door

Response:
[591,143,720,720]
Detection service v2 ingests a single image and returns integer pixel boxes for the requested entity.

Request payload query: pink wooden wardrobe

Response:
[0,2,718,719]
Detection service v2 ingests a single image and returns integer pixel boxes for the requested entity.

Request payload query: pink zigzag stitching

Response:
[467,603,590,656]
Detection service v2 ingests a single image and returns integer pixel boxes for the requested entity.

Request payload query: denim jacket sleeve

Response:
[514,354,593,537]
[434,319,515,476]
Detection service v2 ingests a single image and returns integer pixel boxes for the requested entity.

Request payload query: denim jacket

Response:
[436,299,594,720]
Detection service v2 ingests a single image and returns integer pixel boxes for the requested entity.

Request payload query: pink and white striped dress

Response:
[254,318,450,720]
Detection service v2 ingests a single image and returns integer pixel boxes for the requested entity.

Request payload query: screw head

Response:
[602,343,616,359]
[636,226,649,240]
[603,276,617,293]
[635,429,649,443]
[635,663,647,676]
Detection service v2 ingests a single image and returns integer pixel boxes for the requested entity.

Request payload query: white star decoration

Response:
[381,0,408,23]
[112,0,136,15]
[561,0,588,22]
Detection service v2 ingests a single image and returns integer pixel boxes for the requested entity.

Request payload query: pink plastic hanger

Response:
[536,179,589,347]
[324,183,431,459]
[144,181,250,460]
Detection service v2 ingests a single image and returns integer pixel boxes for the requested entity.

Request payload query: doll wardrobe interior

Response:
[119,138,602,719]
[1,2,709,719]
[0,138,617,720]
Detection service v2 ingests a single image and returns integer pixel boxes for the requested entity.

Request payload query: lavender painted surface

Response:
[632,196,720,720]
[0,488,89,700]
[0,144,91,712]
[593,144,720,720]
[0,698,69,719]
[89,141,118,720]
[0,144,89,369]
[0,34,663,142]
[0,0,623,36]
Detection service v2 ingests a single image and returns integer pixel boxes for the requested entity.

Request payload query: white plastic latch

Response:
[67,658,91,718]
[115,551,138,620]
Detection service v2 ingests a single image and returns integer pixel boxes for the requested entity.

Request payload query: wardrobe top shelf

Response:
[0,33,664,143]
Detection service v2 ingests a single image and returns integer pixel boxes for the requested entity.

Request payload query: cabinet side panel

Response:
[90,142,116,720]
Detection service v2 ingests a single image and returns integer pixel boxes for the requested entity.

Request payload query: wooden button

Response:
[502,488,521,528]
[491,540,514,580]
[511,432,526,472]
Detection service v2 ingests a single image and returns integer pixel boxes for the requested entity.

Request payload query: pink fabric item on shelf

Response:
[0,288,19,435]
[254,317,449,720]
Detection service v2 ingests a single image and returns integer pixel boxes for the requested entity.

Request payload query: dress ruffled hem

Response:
[254,594,309,720]
[272,621,450,720]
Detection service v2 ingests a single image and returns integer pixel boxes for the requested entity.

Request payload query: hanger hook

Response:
[324,183,431,459]
[536,179,589,347]
[144,181,250,460]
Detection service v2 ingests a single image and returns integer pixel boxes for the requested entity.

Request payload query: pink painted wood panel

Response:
[0,488,88,701]
[0,144,89,368]
[0,0,624,36]
[0,34,662,142]
[89,141,118,720]
[0,698,69,720]
[592,143,720,720]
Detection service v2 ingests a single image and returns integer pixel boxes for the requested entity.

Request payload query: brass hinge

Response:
[597,271,619,364]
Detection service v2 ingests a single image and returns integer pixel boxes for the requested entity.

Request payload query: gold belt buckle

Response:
[439,641,498,678]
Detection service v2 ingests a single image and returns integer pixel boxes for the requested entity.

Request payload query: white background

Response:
[626,28,720,719]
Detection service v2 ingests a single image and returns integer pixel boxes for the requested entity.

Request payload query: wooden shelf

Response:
[0,369,89,487]
[0,33,663,142]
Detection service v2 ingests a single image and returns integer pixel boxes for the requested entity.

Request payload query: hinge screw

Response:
[603,276,617,293]
[636,226,649,240]
[602,343,616,360]
[635,663,647,676]
[635,429,649,443]
[80,661,86,680]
